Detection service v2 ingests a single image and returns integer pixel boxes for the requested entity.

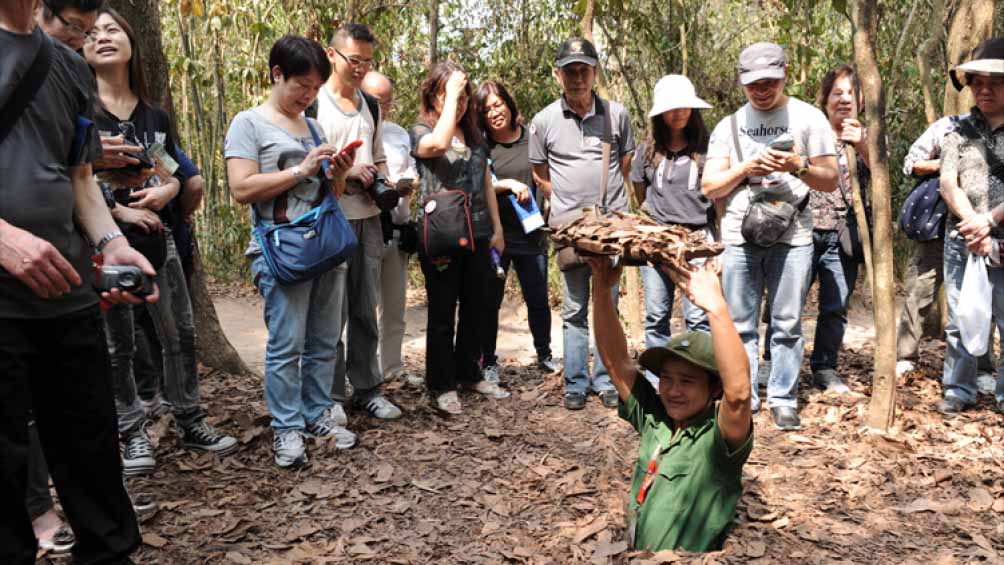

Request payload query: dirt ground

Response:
[40,282,1004,564]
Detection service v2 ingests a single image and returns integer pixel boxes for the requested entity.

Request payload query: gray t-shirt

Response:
[707,97,836,246]
[630,142,710,227]
[0,28,103,319]
[224,108,329,255]
[528,95,635,226]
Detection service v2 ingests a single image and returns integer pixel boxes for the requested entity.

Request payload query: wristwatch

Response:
[793,160,810,178]
[290,165,304,181]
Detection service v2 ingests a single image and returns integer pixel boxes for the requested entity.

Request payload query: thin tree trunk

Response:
[428,0,439,66]
[916,0,946,124]
[108,0,250,375]
[943,0,995,116]
[851,0,897,431]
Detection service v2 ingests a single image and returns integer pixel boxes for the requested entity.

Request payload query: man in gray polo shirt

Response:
[529,37,635,411]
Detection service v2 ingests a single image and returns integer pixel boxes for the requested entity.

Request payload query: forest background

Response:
[137,0,1004,282]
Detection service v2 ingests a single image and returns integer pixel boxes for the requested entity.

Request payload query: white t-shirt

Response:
[707,97,836,246]
[381,121,416,225]
[316,86,386,220]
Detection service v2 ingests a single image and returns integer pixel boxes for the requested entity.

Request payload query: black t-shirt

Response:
[489,126,546,255]
[94,101,186,229]
[0,28,102,319]
[410,123,492,240]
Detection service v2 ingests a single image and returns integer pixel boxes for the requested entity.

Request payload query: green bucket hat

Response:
[639,330,718,377]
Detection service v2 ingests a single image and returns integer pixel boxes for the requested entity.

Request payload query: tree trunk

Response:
[108,0,251,375]
[943,0,995,116]
[915,0,944,124]
[851,0,897,431]
[428,0,439,66]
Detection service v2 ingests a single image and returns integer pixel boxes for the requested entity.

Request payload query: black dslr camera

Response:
[95,265,154,297]
[367,172,401,212]
[118,121,155,173]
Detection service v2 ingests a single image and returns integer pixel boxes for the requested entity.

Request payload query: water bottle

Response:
[490,248,505,279]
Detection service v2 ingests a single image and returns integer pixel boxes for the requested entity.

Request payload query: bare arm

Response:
[802,154,839,192]
[701,156,755,200]
[415,72,467,158]
[589,257,637,400]
[632,181,647,207]
[484,167,505,253]
[179,175,205,220]
[910,159,941,178]
[620,152,633,191]
[531,163,552,200]
[227,143,347,205]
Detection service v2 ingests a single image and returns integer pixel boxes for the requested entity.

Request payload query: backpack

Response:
[898,176,946,241]
[305,89,380,145]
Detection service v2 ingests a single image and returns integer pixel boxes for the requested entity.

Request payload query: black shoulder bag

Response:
[734,112,809,247]
[0,34,54,146]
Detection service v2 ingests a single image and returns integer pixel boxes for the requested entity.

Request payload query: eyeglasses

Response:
[334,49,374,69]
[55,13,94,40]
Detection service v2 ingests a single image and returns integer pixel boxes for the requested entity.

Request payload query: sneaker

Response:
[329,402,349,426]
[273,430,308,468]
[357,394,403,420]
[482,364,501,383]
[812,369,851,394]
[537,355,561,373]
[435,391,463,415]
[405,373,426,387]
[37,525,75,554]
[770,406,801,431]
[304,410,357,449]
[564,391,587,410]
[466,379,511,399]
[895,360,915,378]
[139,394,170,418]
[131,492,159,523]
[934,396,969,415]
[121,426,156,476]
[599,389,620,408]
[977,372,996,396]
[180,418,239,455]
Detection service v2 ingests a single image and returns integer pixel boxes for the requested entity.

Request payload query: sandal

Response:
[434,391,463,415]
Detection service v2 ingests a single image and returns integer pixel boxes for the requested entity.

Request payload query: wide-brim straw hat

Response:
[648,74,712,117]
[950,37,1004,91]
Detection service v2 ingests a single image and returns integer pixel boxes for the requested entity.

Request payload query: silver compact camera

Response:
[95,265,154,297]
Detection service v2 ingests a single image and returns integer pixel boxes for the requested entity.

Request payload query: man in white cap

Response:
[936,37,1004,414]
[701,42,838,431]
[529,37,636,411]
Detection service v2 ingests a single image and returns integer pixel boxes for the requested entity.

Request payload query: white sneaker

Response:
[304,410,357,449]
[273,430,308,468]
[122,426,156,476]
[359,394,402,420]
[435,391,463,415]
[470,379,510,399]
[329,402,348,426]
[895,360,915,378]
[977,372,996,396]
[482,364,501,383]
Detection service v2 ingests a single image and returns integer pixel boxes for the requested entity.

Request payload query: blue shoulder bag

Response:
[252,120,357,285]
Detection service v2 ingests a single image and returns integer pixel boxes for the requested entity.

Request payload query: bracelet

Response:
[95,230,124,252]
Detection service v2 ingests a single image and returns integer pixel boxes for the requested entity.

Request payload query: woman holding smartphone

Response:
[84,8,237,476]
[411,63,509,415]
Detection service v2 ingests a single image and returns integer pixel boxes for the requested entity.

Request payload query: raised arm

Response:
[663,260,751,448]
[588,257,638,400]
[228,144,349,205]
[415,72,467,158]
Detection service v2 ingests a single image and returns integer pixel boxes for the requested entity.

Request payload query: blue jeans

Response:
[942,236,1004,404]
[483,252,552,365]
[562,265,619,394]
[722,243,813,409]
[809,230,859,371]
[252,255,343,431]
[641,265,709,385]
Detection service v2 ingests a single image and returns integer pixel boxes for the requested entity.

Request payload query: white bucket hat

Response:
[648,74,712,117]
[950,38,1004,91]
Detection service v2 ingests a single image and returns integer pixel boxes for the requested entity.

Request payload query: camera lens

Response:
[118,272,138,290]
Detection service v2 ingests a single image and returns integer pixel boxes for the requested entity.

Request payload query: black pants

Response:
[133,307,164,402]
[482,251,552,366]
[0,306,139,564]
[419,243,493,393]
[25,419,54,520]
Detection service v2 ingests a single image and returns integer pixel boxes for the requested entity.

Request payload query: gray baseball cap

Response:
[738,42,787,85]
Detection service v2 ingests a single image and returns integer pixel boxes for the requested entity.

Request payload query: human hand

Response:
[301,144,339,177]
[94,135,143,169]
[0,221,81,299]
[504,179,532,203]
[128,184,175,212]
[959,212,993,242]
[104,167,156,189]
[585,255,622,292]
[744,158,773,178]
[99,238,159,305]
[445,71,468,102]
[840,118,864,146]
[347,163,378,187]
[325,150,356,197]
[490,229,505,254]
[758,148,802,174]
[114,206,163,233]
[661,259,727,315]
[969,235,994,256]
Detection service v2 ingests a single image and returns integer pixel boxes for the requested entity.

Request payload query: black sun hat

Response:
[555,38,598,68]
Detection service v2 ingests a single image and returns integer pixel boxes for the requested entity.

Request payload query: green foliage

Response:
[160,0,952,281]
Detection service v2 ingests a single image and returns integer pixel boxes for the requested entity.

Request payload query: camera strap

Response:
[598,96,613,215]
[0,32,54,147]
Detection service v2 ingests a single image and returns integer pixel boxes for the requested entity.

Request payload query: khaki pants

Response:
[377,241,410,379]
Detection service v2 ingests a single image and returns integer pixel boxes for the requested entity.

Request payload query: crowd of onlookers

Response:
[5,0,1004,560]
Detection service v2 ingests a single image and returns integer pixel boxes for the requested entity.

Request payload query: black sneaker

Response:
[538,355,561,373]
[812,369,850,394]
[121,426,156,476]
[770,406,801,431]
[564,392,587,410]
[599,389,620,408]
[934,396,969,415]
[180,418,239,455]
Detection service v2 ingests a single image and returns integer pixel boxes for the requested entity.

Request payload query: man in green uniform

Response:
[589,256,754,552]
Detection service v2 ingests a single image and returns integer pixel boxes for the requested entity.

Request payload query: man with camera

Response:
[362,70,421,385]
[316,23,402,424]
[1,1,154,561]
[702,42,838,431]
[529,37,636,411]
